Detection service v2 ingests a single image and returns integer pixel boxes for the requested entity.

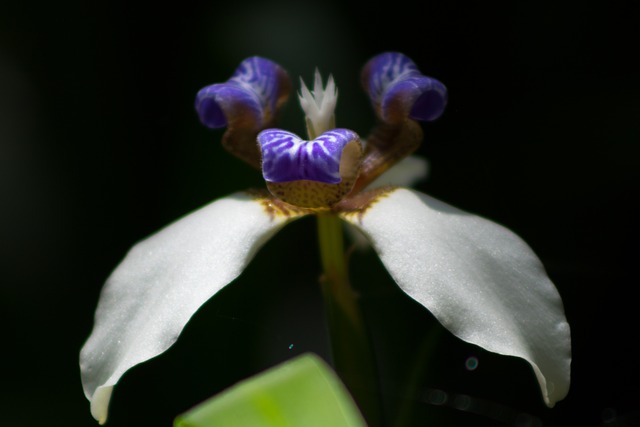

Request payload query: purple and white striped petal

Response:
[195,57,290,129]
[258,129,359,184]
[362,52,447,123]
[228,56,286,120]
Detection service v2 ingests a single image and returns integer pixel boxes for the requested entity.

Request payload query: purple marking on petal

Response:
[363,52,448,122]
[258,129,359,184]
[195,57,288,129]
[365,52,420,104]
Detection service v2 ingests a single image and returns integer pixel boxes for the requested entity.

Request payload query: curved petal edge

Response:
[80,192,307,423]
[340,188,571,406]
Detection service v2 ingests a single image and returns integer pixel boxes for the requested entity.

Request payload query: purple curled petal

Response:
[195,83,262,129]
[258,128,359,184]
[383,76,448,122]
[362,52,447,122]
[195,56,291,129]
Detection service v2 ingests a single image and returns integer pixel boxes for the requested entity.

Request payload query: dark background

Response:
[1,1,638,426]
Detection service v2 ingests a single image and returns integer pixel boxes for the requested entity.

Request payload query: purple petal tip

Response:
[195,86,229,128]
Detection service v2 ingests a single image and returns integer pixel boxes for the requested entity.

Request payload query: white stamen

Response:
[298,70,338,138]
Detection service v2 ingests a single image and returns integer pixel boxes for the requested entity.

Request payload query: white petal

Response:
[366,155,428,189]
[345,156,428,250]
[341,188,571,406]
[80,192,305,423]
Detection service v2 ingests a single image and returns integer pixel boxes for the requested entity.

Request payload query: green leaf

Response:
[174,353,368,427]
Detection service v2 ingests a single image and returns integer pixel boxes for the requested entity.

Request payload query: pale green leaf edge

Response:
[174,353,368,427]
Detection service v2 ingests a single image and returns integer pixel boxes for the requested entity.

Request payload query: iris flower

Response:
[80,53,571,424]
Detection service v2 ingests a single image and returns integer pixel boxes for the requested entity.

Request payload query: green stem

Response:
[316,214,382,427]
[392,325,442,427]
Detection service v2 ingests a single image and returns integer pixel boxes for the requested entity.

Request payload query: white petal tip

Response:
[542,378,569,408]
[90,386,113,425]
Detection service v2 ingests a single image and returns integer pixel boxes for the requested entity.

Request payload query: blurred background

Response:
[1,0,638,426]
